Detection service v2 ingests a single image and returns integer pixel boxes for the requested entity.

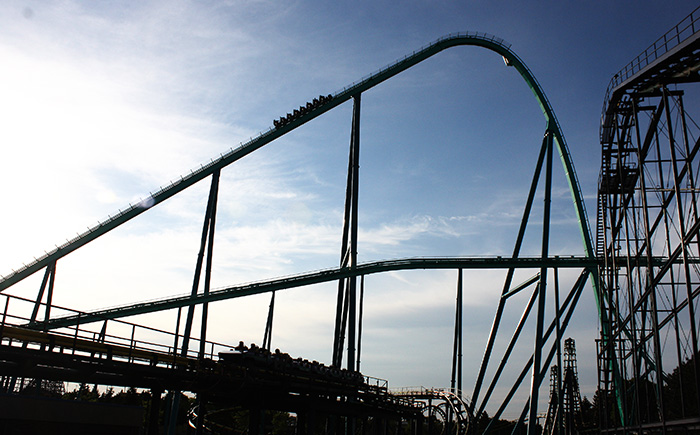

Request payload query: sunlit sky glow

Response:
[1,0,697,418]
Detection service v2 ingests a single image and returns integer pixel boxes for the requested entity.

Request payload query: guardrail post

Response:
[72,313,81,355]
[129,324,136,363]
[0,295,9,342]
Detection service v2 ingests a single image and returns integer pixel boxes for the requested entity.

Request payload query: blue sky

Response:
[1,0,698,419]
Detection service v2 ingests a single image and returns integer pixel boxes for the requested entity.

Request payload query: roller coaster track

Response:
[393,387,473,435]
[30,256,597,330]
[0,31,595,294]
[28,253,684,332]
[1,31,602,433]
[596,6,700,431]
[601,6,700,143]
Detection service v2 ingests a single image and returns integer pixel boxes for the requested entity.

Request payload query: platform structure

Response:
[597,6,700,432]
[0,291,422,435]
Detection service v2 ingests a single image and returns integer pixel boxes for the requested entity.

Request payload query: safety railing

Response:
[0,292,232,368]
[363,375,389,391]
[391,385,444,396]
[333,31,511,98]
[601,5,700,134]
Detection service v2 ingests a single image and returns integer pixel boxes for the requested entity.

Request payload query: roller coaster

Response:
[597,6,700,433]
[3,5,700,435]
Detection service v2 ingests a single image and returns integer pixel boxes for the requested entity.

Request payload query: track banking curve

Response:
[0,32,596,311]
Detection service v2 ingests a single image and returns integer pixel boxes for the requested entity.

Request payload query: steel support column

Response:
[182,169,220,358]
[167,170,220,435]
[664,86,700,417]
[483,270,588,433]
[528,128,553,434]
[333,93,361,370]
[451,269,463,396]
[263,290,276,350]
[30,261,56,329]
[472,130,549,415]
[554,267,563,435]
[476,279,539,420]
[357,275,365,371]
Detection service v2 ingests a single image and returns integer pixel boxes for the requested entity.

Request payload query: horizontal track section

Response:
[36,256,599,329]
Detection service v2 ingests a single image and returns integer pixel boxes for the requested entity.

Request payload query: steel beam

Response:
[34,256,599,330]
[528,128,553,435]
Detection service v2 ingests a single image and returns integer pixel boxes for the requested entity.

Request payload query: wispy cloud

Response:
[0,1,613,410]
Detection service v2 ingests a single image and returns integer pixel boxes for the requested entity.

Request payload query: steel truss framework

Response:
[544,338,583,435]
[394,388,472,435]
[597,6,700,432]
[1,33,601,434]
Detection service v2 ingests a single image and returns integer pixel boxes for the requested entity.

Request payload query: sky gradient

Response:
[1,0,698,419]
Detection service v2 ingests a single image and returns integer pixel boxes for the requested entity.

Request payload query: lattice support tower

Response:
[597,6,700,432]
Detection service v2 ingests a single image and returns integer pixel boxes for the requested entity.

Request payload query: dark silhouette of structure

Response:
[0,30,597,434]
[597,5,700,433]
[544,338,582,435]
[2,5,700,433]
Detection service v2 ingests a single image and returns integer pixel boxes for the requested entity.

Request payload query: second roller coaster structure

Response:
[597,6,700,433]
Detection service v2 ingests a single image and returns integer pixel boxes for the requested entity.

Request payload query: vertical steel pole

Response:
[30,262,53,323]
[181,172,220,358]
[554,267,563,435]
[357,275,364,371]
[333,94,361,368]
[98,320,107,343]
[677,93,699,417]
[458,271,463,396]
[344,93,361,435]
[199,169,219,359]
[451,269,463,396]
[476,282,539,419]
[263,291,276,350]
[636,100,669,427]
[333,197,352,366]
[664,87,700,416]
[629,98,647,425]
[173,307,182,360]
[1,296,9,340]
[42,262,55,332]
[347,93,361,372]
[12,262,56,391]
[169,172,219,435]
[528,129,553,435]
[148,389,162,435]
